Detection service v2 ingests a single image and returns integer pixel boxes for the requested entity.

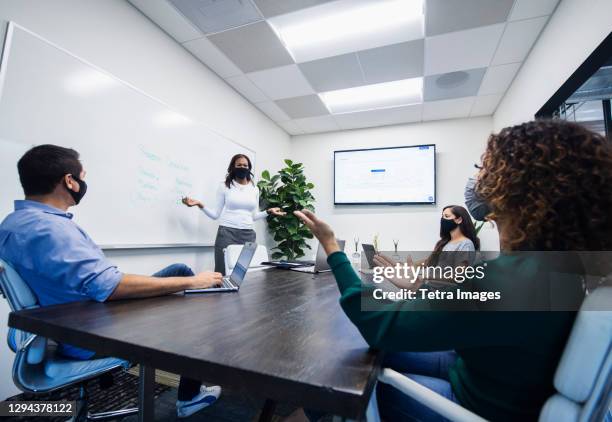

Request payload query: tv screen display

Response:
[334,145,436,205]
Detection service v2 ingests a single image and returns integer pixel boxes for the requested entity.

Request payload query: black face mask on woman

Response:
[464,176,491,221]
[233,167,250,180]
[66,174,87,205]
[440,218,459,235]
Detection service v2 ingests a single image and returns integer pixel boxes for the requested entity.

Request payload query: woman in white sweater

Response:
[182,154,284,273]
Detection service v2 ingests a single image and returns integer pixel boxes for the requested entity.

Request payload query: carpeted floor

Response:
[3,367,166,421]
[3,367,310,421]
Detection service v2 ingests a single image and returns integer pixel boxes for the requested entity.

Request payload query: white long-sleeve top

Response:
[201,182,268,229]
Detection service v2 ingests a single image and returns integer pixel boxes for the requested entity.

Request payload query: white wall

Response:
[2,0,608,402]
[291,117,499,254]
[494,0,612,130]
[0,0,290,399]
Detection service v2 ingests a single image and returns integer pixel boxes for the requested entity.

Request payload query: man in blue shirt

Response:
[0,145,222,418]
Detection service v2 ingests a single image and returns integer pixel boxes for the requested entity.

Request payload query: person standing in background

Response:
[182,154,285,274]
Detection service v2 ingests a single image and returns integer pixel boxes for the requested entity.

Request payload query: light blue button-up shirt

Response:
[0,200,123,358]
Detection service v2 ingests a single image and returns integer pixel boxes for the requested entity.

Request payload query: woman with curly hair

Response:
[295,120,612,421]
[469,120,612,251]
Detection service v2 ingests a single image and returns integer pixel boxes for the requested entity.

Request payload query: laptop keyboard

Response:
[221,277,235,289]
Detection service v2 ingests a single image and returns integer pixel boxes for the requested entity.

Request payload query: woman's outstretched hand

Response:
[293,209,340,255]
[373,253,422,289]
[267,207,286,216]
[181,197,204,209]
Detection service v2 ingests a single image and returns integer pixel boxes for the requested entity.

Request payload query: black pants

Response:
[151,264,205,401]
[214,225,256,275]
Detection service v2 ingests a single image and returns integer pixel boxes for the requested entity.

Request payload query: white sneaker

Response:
[176,385,221,418]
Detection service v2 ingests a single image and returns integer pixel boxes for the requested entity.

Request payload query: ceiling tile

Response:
[425,0,514,36]
[358,39,424,84]
[208,21,294,73]
[168,0,262,34]
[247,65,315,100]
[128,0,202,43]
[277,120,304,135]
[424,67,485,101]
[225,75,268,103]
[334,104,423,130]
[491,16,548,65]
[510,0,559,21]
[425,24,505,75]
[298,53,364,92]
[422,97,475,121]
[293,115,339,133]
[252,0,334,18]
[275,94,329,119]
[182,37,242,78]
[470,94,503,116]
[254,101,291,122]
[478,62,521,95]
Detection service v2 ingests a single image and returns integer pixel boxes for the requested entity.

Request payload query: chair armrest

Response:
[18,333,38,352]
[17,333,47,365]
[378,369,488,422]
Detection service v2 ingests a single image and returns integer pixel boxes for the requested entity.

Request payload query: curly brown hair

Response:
[476,119,612,251]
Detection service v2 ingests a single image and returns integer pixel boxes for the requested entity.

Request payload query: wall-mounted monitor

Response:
[334,144,436,205]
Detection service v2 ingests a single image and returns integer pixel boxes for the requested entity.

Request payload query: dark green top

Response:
[327,251,583,421]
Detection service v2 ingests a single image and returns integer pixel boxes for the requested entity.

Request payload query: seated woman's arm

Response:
[294,210,483,351]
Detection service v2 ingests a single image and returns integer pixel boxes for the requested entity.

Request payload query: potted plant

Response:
[258,159,316,260]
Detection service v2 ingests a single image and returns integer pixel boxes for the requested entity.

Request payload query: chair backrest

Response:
[539,287,612,422]
[0,259,39,312]
[0,259,47,364]
[224,244,269,275]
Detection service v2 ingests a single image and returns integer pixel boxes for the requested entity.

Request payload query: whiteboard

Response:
[0,23,255,247]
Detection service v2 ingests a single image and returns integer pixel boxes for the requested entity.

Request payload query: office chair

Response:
[0,258,138,421]
[224,244,269,276]
[367,286,612,422]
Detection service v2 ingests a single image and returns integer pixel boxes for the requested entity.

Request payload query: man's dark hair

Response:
[17,144,82,196]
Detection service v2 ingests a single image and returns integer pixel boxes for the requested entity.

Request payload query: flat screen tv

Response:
[334,144,436,205]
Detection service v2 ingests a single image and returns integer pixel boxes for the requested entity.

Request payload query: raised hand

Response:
[374,253,421,289]
[373,253,398,268]
[182,197,203,209]
[293,209,340,255]
[267,207,286,216]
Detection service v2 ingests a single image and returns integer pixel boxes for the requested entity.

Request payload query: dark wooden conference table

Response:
[8,267,381,421]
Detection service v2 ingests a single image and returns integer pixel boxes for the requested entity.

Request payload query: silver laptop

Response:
[185,242,257,293]
[359,243,377,274]
[362,243,377,269]
[290,240,345,273]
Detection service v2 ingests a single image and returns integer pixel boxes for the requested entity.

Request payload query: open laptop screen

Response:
[230,242,257,286]
[362,244,376,269]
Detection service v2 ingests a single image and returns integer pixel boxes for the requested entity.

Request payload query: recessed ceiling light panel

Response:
[269,0,424,63]
[319,78,423,114]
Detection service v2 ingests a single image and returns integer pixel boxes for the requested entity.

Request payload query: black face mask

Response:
[464,176,491,221]
[233,167,251,180]
[66,174,87,205]
[440,218,459,235]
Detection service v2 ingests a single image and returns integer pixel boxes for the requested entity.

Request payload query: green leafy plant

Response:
[258,159,315,260]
